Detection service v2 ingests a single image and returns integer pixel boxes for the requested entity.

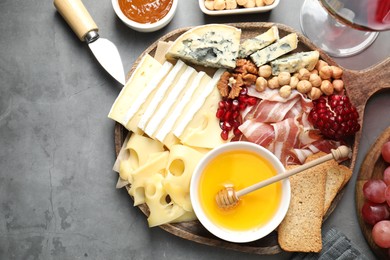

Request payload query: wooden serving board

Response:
[356,126,390,260]
[114,22,390,255]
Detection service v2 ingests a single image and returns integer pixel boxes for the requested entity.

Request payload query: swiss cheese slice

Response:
[128,151,169,206]
[108,54,162,127]
[163,145,204,212]
[165,24,241,69]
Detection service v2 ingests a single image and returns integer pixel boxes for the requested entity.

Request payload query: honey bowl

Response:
[112,0,178,32]
[190,141,290,243]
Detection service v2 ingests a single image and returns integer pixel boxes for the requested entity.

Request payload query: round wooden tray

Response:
[114,22,390,254]
[356,126,390,260]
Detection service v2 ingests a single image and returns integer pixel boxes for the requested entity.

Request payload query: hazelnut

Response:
[319,65,333,80]
[225,0,237,9]
[297,80,312,94]
[309,73,322,88]
[320,80,334,95]
[213,0,226,10]
[258,65,272,78]
[278,72,291,86]
[298,68,310,80]
[237,0,248,5]
[279,85,292,98]
[255,77,268,92]
[244,0,256,8]
[204,0,215,10]
[255,0,265,6]
[263,0,275,4]
[308,87,322,100]
[310,69,319,75]
[315,60,329,71]
[289,76,299,89]
[268,77,280,89]
[331,66,343,79]
[333,79,344,92]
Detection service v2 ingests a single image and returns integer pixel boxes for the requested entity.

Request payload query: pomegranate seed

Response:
[221,130,229,140]
[223,111,233,122]
[239,87,248,95]
[233,127,242,136]
[223,121,233,131]
[216,108,225,119]
[232,110,240,119]
[246,97,258,106]
[238,103,247,111]
[232,99,239,111]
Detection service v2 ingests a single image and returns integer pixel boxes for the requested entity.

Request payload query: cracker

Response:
[278,164,326,253]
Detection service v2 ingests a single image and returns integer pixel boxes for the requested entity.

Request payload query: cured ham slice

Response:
[239,87,338,165]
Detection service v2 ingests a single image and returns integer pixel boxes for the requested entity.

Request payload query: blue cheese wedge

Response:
[238,26,279,58]
[270,51,320,75]
[165,24,241,69]
[250,33,298,67]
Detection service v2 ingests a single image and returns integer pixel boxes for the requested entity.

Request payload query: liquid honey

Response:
[118,0,173,24]
[199,150,282,231]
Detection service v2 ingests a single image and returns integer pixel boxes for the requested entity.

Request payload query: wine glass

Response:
[300,0,390,57]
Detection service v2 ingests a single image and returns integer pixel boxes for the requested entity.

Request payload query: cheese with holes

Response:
[144,173,186,227]
[155,72,212,148]
[129,151,169,206]
[238,26,279,58]
[250,33,298,67]
[165,24,241,69]
[138,60,187,132]
[163,145,204,212]
[108,54,162,127]
[144,66,197,137]
[270,51,320,75]
[118,134,164,182]
[179,84,233,148]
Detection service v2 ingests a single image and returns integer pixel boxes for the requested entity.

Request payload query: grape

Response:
[384,166,390,185]
[372,220,390,248]
[361,201,390,225]
[363,179,387,203]
[382,141,390,163]
[386,186,390,207]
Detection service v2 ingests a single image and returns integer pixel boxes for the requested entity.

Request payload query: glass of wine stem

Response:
[300,0,390,57]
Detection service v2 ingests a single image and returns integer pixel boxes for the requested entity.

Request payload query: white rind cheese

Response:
[144,66,196,137]
[250,33,298,67]
[238,26,279,58]
[270,50,320,75]
[165,24,241,69]
[108,54,162,126]
[138,60,186,131]
[123,61,173,125]
[173,69,225,139]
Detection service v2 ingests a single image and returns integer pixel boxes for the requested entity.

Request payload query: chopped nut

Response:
[256,77,267,92]
[297,80,312,94]
[235,59,258,75]
[217,71,231,97]
[228,74,243,99]
[279,85,292,98]
[242,73,257,86]
[320,80,334,95]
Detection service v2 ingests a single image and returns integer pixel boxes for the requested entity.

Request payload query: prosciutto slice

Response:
[239,87,337,165]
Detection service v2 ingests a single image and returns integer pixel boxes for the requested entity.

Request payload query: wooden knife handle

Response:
[54,0,98,41]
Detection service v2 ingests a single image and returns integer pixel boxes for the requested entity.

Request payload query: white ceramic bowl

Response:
[190,141,290,243]
[112,0,178,32]
[199,0,279,16]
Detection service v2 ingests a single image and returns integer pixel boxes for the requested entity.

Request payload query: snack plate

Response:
[114,22,390,254]
[198,0,280,16]
[356,126,390,260]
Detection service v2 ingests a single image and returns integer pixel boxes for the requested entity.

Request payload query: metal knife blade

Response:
[54,0,125,85]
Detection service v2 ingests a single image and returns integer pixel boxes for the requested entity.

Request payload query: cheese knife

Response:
[54,0,125,85]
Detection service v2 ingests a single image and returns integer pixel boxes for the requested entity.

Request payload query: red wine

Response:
[321,0,390,31]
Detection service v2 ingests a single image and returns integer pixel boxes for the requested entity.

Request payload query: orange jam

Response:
[199,150,282,231]
[118,0,173,24]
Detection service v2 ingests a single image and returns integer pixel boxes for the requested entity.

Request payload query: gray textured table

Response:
[1,0,389,259]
